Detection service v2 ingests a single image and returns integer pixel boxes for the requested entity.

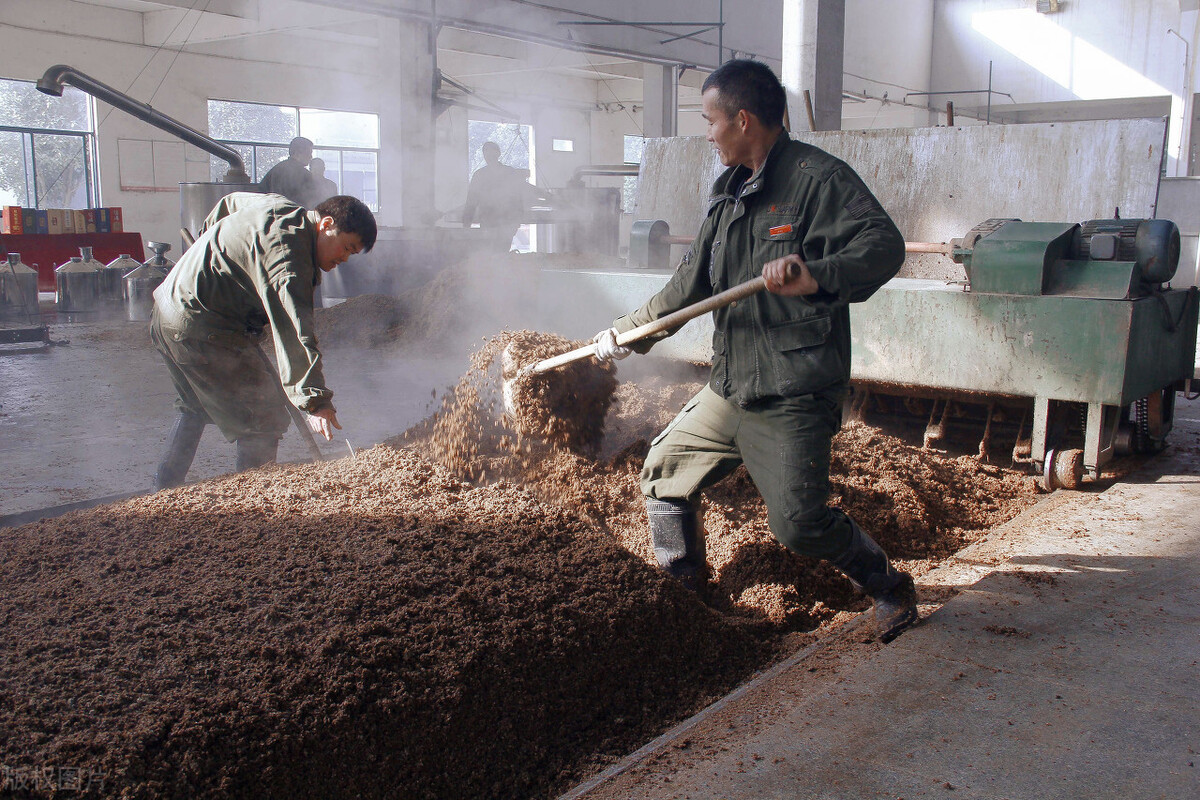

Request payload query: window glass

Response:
[623,134,646,165]
[0,80,91,132]
[0,130,31,206]
[0,78,96,208]
[468,121,533,177]
[300,108,378,148]
[210,142,254,183]
[208,100,379,210]
[254,146,290,182]
[209,100,297,143]
[34,134,89,208]
[340,150,377,208]
[312,148,342,190]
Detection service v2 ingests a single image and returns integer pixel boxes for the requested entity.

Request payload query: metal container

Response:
[55,256,101,314]
[77,246,110,300]
[124,242,174,322]
[101,253,140,304]
[0,253,39,318]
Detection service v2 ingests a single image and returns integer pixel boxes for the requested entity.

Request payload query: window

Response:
[622,134,645,214]
[0,78,98,209]
[467,120,536,252]
[207,100,380,210]
[552,138,574,152]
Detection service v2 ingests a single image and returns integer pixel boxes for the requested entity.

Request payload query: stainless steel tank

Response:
[1,253,39,318]
[124,242,173,322]
[56,256,101,314]
[101,253,140,305]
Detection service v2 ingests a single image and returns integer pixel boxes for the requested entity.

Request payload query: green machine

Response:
[850,218,1199,489]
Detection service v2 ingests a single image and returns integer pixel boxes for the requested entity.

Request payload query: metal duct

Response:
[37,64,251,183]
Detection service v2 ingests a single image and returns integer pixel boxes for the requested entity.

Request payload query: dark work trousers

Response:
[640,383,854,562]
[150,308,291,443]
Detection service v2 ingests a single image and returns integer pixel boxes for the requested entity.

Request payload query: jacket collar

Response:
[709,129,791,203]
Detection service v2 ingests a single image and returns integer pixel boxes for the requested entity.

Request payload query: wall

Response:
[0,0,412,248]
[931,0,1199,172]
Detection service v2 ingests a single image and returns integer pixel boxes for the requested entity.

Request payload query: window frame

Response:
[207,98,380,211]
[0,121,99,209]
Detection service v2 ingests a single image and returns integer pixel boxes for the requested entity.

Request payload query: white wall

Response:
[0,0,410,248]
[931,0,1198,171]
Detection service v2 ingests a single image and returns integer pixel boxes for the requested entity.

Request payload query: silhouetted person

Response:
[462,141,538,252]
[259,137,317,207]
[309,158,339,205]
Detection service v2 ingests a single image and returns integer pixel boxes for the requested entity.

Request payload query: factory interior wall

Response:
[842,0,936,129]
[0,0,407,248]
[929,0,1200,172]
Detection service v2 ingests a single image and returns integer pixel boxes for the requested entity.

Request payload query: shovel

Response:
[502,263,798,411]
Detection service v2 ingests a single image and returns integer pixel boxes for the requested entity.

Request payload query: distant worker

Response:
[591,60,916,642]
[150,192,377,490]
[462,141,538,251]
[309,157,339,205]
[259,136,317,207]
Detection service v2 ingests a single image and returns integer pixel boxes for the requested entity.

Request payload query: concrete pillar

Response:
[643,64,678,138]
[781,0,845,132]
[378,18,436,227]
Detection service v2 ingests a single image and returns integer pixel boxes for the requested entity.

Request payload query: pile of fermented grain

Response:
[415,330,617,480]
[0,330,1040,799]
[313,293,405,350]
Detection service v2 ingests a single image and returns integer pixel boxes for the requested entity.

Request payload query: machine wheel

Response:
[1052,448,1084,489]
[1041,448,1084,490]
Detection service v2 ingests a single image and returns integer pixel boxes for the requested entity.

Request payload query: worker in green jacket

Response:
[593,60,916,642]
[150,192,377,489]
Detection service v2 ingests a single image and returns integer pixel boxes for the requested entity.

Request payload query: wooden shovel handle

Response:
[528,263,797,375]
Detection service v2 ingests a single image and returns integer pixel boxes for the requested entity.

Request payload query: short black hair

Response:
[315,195,378,252]
[290,136,314,156]
[702,59,787,129]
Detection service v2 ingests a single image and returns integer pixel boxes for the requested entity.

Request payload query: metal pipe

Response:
[37,65,251,183]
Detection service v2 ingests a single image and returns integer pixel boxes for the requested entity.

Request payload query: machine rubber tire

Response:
[1052,448,1084,490]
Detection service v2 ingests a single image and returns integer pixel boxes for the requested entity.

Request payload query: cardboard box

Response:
[95,207,110,234]
[35,210,48,235]
[108,207,123,233]
[47,209,63,235]
[1,206,22,235]
[22,209,35,234]
[82,209,96,233]
[72,210,87,234]
[61,209,75,234]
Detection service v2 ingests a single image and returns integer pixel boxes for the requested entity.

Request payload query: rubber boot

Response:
[235,434,279,472]
[155,411,206,490]
[831,519,919,643]
[646,498,707,592]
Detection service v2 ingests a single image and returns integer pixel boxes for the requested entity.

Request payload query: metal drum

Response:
[101,254,140,306]
[0,253,39,318]
[56,256,101,314]
[124,242,174,322]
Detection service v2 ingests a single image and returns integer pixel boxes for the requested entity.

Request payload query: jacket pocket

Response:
[765,315,837,395]
[766,315,831,352]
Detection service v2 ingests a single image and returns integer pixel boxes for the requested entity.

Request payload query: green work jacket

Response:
[614,132,905,406]
[153,192,332,412]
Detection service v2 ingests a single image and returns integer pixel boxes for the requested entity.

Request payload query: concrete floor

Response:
[566,397,1200,800]
[0,310,468,519]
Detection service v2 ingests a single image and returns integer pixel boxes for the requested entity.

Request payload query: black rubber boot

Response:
[235,434,279,472]
[155,411,206,490]
[646,498,707,592]
[831,519,919,643]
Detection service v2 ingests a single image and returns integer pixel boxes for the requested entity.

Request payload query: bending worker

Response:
[151,192,377,490]
[592,60,917,643]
